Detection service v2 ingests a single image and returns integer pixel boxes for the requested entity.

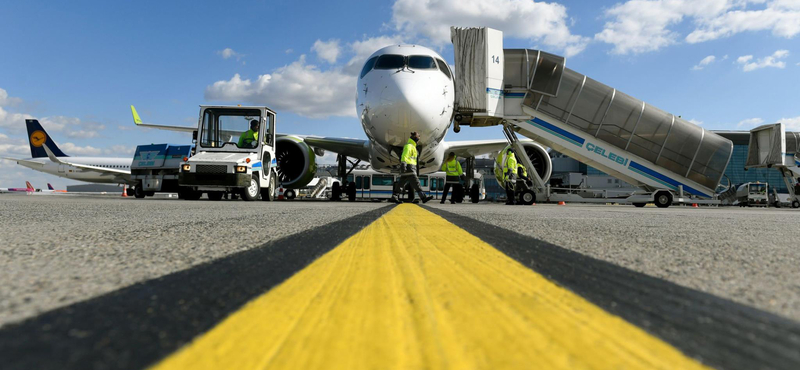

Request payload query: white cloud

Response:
[218,48,244,61]
[0,133,30,156]
[737,117,765,127]
[778,115,800,130]
[688,118,704,125]
[285,49,294,54]
[687,1,800,43]
[736,49,789,71]
[596,0,800,54]
[344,35,405,74]
[391,0,589,57]
[312,39,341,64]
[103,144,135,156]
[0,106,35,133]
[0,88,22,107]
[205,55,355,118]
[0,87,106,139]
[692,55,717,70]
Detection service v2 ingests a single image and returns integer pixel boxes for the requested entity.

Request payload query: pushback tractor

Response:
[178,106,278,201]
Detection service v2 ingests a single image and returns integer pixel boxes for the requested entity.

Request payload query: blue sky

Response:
[1,0,799,188]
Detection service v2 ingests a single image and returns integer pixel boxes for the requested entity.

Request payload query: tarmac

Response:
[1,194,799,370]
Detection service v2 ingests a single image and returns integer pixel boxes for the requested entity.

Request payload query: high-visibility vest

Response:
[505,152,517,181]
[238,129,259,147]
[441,159,462,176]
[517,163,528,177]
[401,138,418,165]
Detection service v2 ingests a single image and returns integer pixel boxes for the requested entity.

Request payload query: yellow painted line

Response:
[151,204,710,370]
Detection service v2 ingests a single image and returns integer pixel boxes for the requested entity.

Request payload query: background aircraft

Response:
[0,180,34,193]
[1,120,134,185]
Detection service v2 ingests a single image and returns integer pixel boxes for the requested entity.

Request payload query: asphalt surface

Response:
[426,202,800,321]
[1,196,799,326]
[0,195,385,326]
[1,195,799,370]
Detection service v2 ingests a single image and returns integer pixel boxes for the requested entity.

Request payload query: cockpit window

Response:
[408,55,436,69]
[360,56,378,78]
[375,54,405,69]
[436,58,452,80]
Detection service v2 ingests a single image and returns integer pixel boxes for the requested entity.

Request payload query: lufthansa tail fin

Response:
[47,183,54,190]
[26,119,68,158]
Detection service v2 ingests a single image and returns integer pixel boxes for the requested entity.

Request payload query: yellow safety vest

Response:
[505,152,517,182]
[441,159,463,176]
[238,129,259,147]
[401,138,417,165]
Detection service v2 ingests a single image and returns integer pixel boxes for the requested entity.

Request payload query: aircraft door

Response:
[58,164,67,174]
[355,175,363,198]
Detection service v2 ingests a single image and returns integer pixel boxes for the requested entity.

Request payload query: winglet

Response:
[42,144,64,164]
[131,105,143,125]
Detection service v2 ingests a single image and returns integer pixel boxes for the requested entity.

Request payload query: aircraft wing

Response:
[302,136,370,161]
[443,140,513,158]
[131,105,195,132]
[42,145,130,175]
[1,157,45,167]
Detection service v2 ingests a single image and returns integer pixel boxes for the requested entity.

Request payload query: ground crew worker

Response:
[503,147,518,205]
[391,132,433,204]
[440,152,464,204]
[238,120,259,148]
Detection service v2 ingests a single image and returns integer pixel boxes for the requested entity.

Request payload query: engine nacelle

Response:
[275,136,317,189]
[493,143,552,185]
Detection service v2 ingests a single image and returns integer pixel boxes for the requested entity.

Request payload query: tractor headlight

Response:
[235,166,247,173]
[182,164,191,171]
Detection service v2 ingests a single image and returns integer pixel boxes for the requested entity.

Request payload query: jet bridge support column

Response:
[502,122,547,193]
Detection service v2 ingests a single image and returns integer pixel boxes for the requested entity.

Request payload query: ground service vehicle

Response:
[130,144,193,198]
[735,182,768,207]
[178,106,278,201]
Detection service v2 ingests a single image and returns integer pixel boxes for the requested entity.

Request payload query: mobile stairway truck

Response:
[450,27,734,207]
[743,123,800,208]
[177,105,279,201]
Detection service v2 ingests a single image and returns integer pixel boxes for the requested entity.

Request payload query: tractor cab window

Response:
[200,108,262,149]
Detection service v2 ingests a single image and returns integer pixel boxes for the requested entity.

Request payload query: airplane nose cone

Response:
[369,73,448,147]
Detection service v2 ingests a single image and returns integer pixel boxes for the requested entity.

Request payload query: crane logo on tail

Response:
[30,130,46,147]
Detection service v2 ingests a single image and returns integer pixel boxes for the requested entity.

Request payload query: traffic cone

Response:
[692,203,698,208]
[558,201,566,205]
[121,185,128,197]
[278,187,284,200]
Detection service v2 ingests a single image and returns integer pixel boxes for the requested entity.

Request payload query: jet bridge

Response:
[451,27,733,204]
[744,123,800,208]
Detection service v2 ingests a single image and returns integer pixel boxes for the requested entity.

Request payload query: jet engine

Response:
[493,143,552,185]
[275,136,317,189]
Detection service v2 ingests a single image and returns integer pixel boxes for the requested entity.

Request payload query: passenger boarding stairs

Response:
[310,177,329,199]
[744,124,800,208]
[451,27,733,203]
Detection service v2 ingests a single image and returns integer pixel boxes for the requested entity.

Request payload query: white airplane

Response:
[1,119,134,185]
[134,44,553,193]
